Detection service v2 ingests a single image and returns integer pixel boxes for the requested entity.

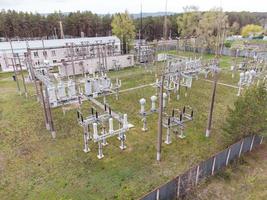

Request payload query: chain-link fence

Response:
[139,135,264,200]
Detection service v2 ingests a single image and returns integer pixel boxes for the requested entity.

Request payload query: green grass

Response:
[0,55,245,199]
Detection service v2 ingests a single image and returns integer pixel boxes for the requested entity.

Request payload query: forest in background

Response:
[0,10,266,40]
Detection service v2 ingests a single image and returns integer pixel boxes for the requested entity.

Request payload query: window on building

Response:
[24,52,28,57]
[53,60,57,63]
[33,52,39,58]
[51,50,56,57]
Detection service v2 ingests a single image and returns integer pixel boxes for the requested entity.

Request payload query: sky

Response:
[0,0,266,14]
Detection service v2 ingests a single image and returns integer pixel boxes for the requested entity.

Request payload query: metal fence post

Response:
[250,135,255,151]
[225,147,231,166]
[211,156,216,175]
[260,136,264,145]
[238,139,244,158]
[177,176,181,198]
[156,189,160,200]
[195,165,200,185]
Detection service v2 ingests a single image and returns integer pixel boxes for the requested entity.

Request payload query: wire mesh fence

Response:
[139,135,264,200]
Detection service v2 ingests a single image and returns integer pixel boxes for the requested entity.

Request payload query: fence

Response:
[139,135,264,200]
[155,41,267,61]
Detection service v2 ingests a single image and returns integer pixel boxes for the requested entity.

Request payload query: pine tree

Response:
[224,84,267,141]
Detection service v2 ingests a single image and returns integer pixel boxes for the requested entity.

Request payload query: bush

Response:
[224,40,232,48]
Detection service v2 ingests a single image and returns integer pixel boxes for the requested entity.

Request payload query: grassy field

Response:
[0,53,249,200]
[186,144,267,200]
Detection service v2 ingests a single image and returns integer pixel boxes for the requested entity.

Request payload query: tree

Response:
[224,85,267,141]
[176,6,200,37]
[197,8,229,55]
[230,21,240,35]
[111,11,135,54]
[241,24,263,37]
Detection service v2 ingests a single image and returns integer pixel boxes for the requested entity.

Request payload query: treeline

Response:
[0,9,266,40]
[0,10,112,39]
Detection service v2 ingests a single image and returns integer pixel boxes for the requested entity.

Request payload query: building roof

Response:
[0,36,120,53]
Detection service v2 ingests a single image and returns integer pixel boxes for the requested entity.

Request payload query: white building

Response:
[0,36,121,72]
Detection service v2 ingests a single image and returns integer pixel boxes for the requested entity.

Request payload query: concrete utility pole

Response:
[156,0,168,162]
[156,75,165,161]
[163,0,168,41]
[205,67,219,137]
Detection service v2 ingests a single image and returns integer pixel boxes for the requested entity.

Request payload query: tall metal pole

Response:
[205,72,218,137]
[156,75,165,161]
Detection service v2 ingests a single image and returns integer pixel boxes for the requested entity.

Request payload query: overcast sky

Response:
[0,0,266,14]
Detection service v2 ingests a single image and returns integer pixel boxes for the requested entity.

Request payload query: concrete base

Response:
[142,128,148,132]
[205,129,210,137]
[45,123,50,130]
[102,141,108,146]
[83,148,90,153]
[165,140,172,145]
[179,135,186,139]
[97,154,104,159]
[156,152,161,161]
[51,131,56,139]
[120,145,126,150]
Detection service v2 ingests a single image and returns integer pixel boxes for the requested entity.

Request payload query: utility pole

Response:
[156,0,168,162]
[163,0,168,41]
[140,2,143,43]
[205,65,219,137]
[138,2,143,63]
